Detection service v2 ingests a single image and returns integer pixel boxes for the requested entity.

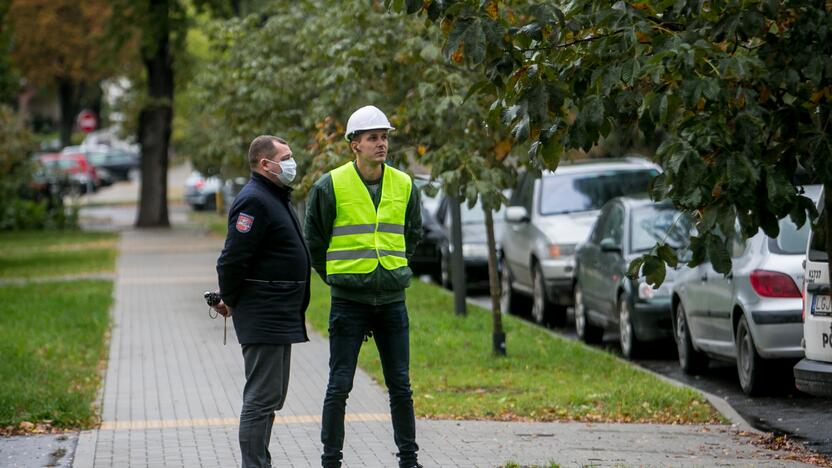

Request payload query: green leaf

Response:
[540,135,562,170]
[463,20,487,64]
[627,256,645,280]
[659,94,669,125]
[688,236,707,267]
[512,114,531,142]
[642,255,667,287]
[657,244,678,268]
[464,80,491,103]
[404,0,422,14]
[707,235,732,275]
[649,173,669,201]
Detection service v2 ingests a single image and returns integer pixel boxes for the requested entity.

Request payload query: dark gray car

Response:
[574,196,692,358]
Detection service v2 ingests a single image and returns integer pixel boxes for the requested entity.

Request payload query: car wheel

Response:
[531,264,551,325]
[500,256,520,315]
[574,282,603,344]
[618,293,641,359]
[674,302,708,375]
[736,314,766,396]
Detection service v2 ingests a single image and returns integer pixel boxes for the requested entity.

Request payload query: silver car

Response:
[499,157,660,325]
[672,186,821,395]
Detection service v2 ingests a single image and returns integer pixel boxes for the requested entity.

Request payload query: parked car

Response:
[430,195,507,289]
[409,176,444,277]
[84,147,139,181]
[794,189,832,397]
[36,152,100,195]
[184,171,222,211]
[221,175,249,210]
[499,157,660,325]
[672,186,821,395]
[574,197,691,358]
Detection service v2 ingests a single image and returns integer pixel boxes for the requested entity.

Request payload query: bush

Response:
[0,105,78,231]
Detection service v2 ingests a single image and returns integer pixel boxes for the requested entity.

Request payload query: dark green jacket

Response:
[304,163,422,305]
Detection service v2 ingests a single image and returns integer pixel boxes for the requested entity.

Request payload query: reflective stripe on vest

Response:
[326,162,411,275]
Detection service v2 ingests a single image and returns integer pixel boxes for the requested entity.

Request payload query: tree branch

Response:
[516,29,626,52]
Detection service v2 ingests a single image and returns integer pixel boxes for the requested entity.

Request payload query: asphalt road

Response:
[467,293,832,457]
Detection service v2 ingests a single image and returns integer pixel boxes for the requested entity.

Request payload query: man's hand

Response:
[214,300,232,317]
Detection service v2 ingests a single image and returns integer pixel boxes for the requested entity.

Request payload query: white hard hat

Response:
[344,105,395,141]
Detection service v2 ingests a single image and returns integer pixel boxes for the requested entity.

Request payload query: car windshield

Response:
[770,216,813,255]
[540,169,657,215]
[630,206,692,253]
[87,152,107,165]
[459,201,505,224]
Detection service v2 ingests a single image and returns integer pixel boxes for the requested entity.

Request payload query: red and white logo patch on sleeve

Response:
[236,213,254,233]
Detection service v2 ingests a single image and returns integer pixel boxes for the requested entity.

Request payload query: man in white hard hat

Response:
[305,105,422,468]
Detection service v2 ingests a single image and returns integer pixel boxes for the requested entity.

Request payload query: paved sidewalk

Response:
[70,226,813,467]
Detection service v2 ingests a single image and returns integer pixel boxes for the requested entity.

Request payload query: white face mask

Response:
[262,158,297,185]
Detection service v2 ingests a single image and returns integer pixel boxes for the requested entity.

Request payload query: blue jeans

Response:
[321,298,418,468]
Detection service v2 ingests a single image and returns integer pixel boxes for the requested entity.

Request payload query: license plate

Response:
[812,295,832,316]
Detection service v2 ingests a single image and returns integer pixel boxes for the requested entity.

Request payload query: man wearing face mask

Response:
[213,135,310,468]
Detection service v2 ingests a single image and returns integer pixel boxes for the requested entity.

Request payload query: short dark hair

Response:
[248,135,287,169]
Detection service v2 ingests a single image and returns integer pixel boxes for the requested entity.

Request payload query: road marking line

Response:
[99,413,391,430]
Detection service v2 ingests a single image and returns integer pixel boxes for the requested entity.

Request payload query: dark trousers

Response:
[240,344,292,468]
[321,298,418,468]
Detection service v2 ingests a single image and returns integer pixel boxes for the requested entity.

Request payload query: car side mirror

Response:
[600,238,621,253]
[505,206,530,223]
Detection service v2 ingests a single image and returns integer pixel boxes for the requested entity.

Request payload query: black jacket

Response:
[217,172,310,345]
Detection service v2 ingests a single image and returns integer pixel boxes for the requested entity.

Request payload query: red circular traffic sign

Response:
[77,110,97,133]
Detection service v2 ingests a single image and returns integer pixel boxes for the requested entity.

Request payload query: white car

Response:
[794,189,832,397]
[184,171,222,211]
[499,157,660,325]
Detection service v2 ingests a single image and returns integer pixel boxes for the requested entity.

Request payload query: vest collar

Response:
[352,161,384,185]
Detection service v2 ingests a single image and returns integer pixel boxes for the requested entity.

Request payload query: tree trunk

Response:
[57,77,80,148]
[484,208,506,356]
[135,0,172,228]
[449,196,467,316]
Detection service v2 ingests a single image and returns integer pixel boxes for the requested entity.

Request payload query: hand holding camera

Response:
[204,291,230,345]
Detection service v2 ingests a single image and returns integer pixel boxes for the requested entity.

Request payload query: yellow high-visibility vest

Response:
[326,162,411,275]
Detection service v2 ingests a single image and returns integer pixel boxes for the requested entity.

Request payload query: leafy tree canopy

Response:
[393,0,832,282]
[188,0,513,209]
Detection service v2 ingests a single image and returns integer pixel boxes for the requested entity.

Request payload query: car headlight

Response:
[638,282,655,300]
[461,243,489,258]
[638,281,671,299]
[548,243,576,258]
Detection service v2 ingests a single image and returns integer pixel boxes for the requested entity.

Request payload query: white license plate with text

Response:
[812,295,832,316]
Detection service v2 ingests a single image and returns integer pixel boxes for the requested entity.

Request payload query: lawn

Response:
[0,280,112,429]
[306,275,724,424]
[189,211,228,237]
[0,231,118,279]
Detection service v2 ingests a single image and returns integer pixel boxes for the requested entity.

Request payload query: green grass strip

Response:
[0,280,112,428]
[306,276,723,424]
[188,212,228,237]
[0,231,117,279]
